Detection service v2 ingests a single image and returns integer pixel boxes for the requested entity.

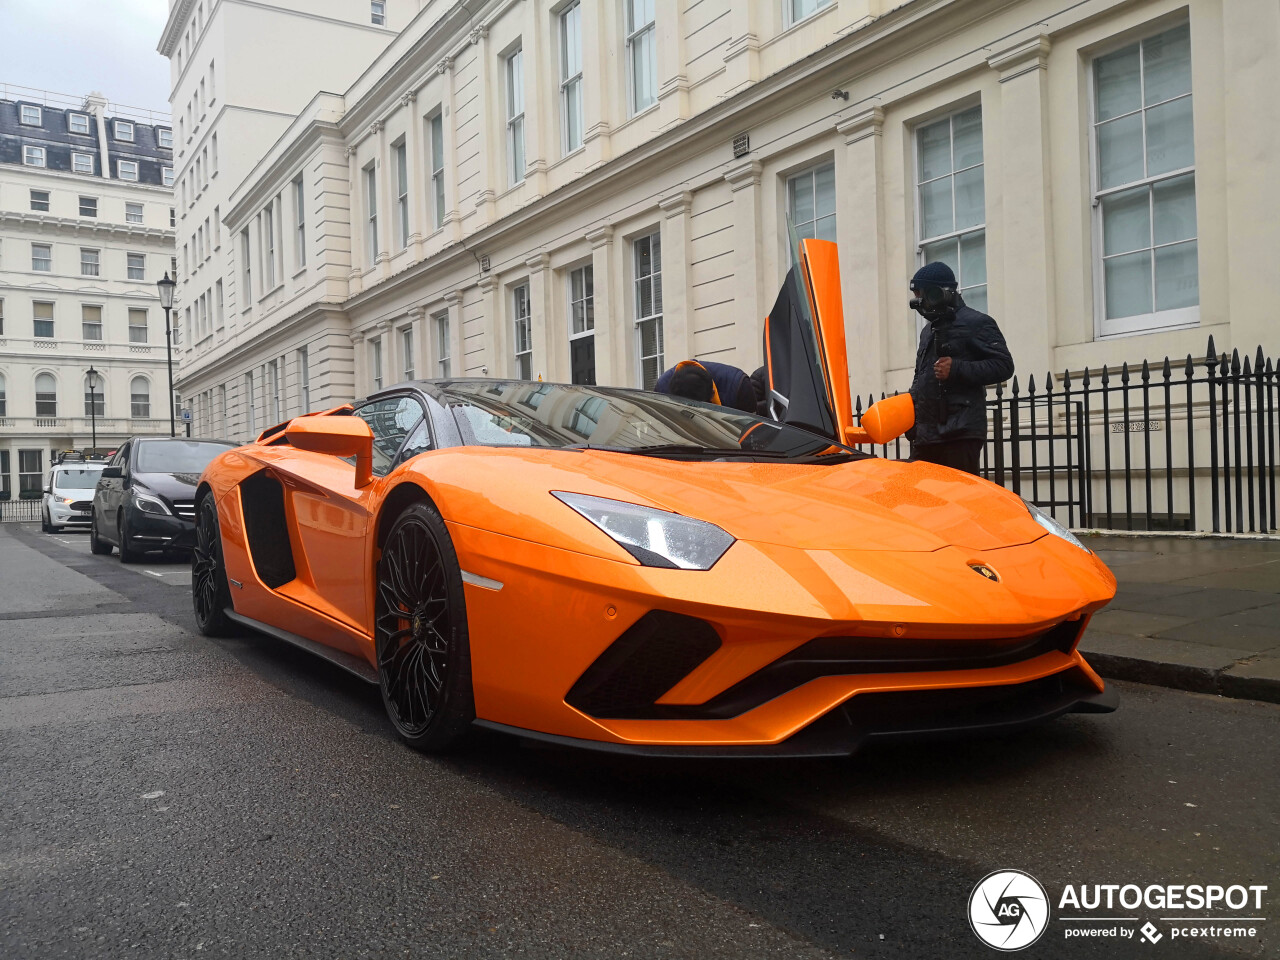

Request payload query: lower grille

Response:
[71,501,92,512]
[570,618,1086,721]
[565,611,722,719]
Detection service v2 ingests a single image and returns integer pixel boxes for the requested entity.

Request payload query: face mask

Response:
[909,283,957,321]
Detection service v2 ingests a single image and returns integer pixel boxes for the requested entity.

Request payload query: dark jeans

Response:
[910,439,985,476]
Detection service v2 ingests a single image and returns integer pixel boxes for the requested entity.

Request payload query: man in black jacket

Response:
[906,262,1014,475]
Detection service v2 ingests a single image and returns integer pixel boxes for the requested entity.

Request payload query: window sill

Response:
[1097,306,1200,340]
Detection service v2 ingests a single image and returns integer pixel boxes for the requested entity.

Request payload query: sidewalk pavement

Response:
[1081,534,1280,704]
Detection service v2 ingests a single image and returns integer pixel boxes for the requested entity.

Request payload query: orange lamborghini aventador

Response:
[193,239,1117,755]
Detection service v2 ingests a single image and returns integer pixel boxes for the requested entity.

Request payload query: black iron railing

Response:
[854,336,1278,535]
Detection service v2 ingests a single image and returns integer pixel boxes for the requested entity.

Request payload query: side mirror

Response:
[101,466,123,479]
[846,393,915,446]
[285,415,374,488]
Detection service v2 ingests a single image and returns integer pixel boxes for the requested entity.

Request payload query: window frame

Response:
[33,301,55,339]
[371,0,386,25]
[512,282,532,380]
[364,163,379,262]
[117,160,140,182]
[632,230,663,390]
[23,145,46,167]
[568,262,596,386]
[786,161,839,252]
[81,303,104,342]
[157,127,174,149]
[127,252,146,281]
[559,1,584,156]
[625,0,657,116]
[394,139,410,249]
[401,325,415,380]
[429,111,446,230]
[126,202,144,225]
[71,152,94,174]
[20,104,42,126]
[128,308,149,344]
[34,374,57,418]
[79,196,98,218]
[911,104,988,313]
[435,312,451,378]
[80,248,100,278]
[293,175,306,268]
[506,46,527,187]
[31,244,52,273]
[30,190,50,212]
[131,376,151,419]
[114,120,135,142]
[1088,23,1199,338]
[163,166,175,187]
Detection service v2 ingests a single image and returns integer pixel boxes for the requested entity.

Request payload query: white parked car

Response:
[42,462,106,533]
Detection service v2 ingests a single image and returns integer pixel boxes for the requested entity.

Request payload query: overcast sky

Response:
[0,0,171,114]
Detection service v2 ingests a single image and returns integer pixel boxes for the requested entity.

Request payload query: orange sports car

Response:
[193,239,1116,755]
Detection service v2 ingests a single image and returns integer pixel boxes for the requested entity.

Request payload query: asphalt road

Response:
[1,523,1277,960]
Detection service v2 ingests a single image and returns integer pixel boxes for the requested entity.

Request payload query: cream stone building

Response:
[166,0,1279,461]
[0,87,175,498]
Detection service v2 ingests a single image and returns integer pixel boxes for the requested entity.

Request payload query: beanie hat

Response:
[911,261,957,289]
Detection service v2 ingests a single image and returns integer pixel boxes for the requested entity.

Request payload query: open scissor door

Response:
[764,235,855,445]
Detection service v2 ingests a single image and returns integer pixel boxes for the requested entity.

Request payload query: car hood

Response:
[420,448,1046,553]
[133,471,200,502]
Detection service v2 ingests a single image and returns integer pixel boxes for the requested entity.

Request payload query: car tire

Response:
[89,513,112,555]
[192,494,235,637]
[40,510,51,533]
[118,511,141,564]
[374,500,474,753]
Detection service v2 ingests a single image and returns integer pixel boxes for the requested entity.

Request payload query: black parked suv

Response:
[90,437,235,562]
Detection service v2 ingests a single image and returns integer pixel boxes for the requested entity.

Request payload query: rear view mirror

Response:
[101,466,122,479]
[846,393,915,446]
[285,415,374,487]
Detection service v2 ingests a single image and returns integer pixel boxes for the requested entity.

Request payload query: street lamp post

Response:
[156,273,177,438]
[86,366,100,455]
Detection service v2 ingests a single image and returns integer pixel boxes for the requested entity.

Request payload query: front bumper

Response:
[124,505,196,552]
[48,501,93,526]
[450,522,1118,752]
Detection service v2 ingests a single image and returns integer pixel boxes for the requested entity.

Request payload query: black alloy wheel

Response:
[192,494,234,636]
[374,500,473,752]
[40,509,51,533]
[89,512,112,555]
[117,510,141,564]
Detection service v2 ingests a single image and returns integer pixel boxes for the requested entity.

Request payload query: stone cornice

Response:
[0,210,176,246]
[835,105,884,144]
[157,0,197,57]
[525,251,551,273]
[659,190,693,217]
[585,225,614,248]
[987,34,1052,81]
[723,159,762,191]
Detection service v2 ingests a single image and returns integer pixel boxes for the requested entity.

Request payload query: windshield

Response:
[439,381,861,460]
[53,468,103,490]
[135,440,230,474]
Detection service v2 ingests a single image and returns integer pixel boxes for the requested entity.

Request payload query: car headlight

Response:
[1025,500,1088,553]
[133,490,172,516]
[553,491,735,570]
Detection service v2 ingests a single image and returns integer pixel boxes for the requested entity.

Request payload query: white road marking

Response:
[141,790,165,800]
[144,570,166,579]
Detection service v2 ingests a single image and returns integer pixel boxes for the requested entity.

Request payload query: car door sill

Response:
[223,609,379,684]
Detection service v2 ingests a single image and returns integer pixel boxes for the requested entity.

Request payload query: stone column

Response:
[444,289,465,378]
[526,252,553,381]
[372,119,392,282]
[580,0,614,169]
[521,1,549,198]
[437,56,462,244]
[402,90,425,261]
[349,329,366,396]
[345,146,364,295]
[835,105,886,398]
[478,273,500,376]
[470,25,496,226]
[723,5,760,95]
[987,34,1054,372]
[659,190,693,363]
[655,0,688,128]
[1222,2,1280,350]
[587,225,618,385]
[724,160,765,366]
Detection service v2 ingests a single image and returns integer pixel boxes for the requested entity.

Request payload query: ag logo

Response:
[968,869,1050,951]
